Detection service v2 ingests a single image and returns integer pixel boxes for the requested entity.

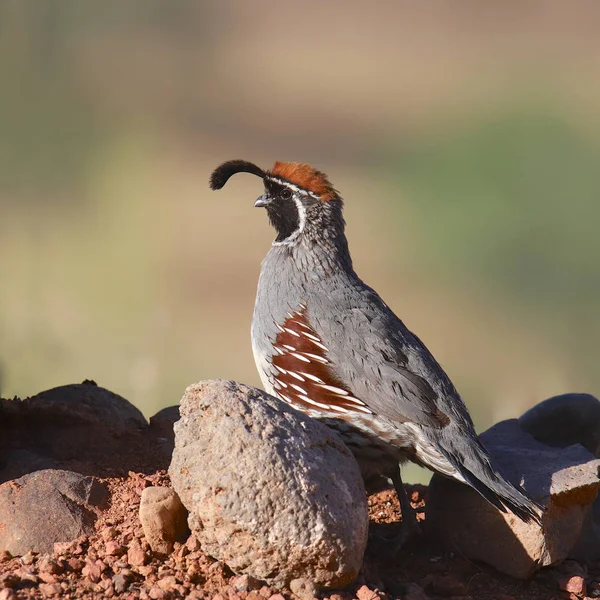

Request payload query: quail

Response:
[210,159,542,534]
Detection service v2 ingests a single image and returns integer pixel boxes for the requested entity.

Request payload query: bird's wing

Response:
[267,283,456,429]
[306,283,457,429]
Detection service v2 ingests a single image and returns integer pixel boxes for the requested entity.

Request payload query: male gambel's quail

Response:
[210,159,542,529]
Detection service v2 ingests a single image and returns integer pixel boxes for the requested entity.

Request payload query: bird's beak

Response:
[254,194,271,208]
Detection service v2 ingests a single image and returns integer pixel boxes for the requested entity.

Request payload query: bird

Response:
[209,159,542,538]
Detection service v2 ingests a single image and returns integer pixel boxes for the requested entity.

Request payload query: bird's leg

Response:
[389,465,421,551]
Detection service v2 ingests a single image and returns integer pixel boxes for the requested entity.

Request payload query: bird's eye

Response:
[280,188,292,200]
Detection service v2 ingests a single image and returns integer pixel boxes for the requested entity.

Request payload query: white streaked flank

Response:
[317,383,349,396]
[297,394,331,409]
[300,372,325,384]
[289,382,308,395]
[302,352,328,364]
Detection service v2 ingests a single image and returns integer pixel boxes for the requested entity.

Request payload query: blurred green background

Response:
[1,1,599,482]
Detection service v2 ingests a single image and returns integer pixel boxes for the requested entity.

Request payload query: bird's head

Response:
[210,159,345,246]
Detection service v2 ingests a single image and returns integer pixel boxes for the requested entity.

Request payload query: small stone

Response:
[15,569,38,585]
[558,575,586,596]
[113,573,130,594]
[38,582,62,596]
[247,592,263,600]
[186,535,201,552]
[127,540,147,566]
[268,595,286,600]
[430,574,468,597]
[54,539,81,557]
[290,578,317,599]
[106,541,126,556]
[232,574,262,592]
[0,589,16,600]
[149,586,170,600]
[259,586,272,598]
[68,557,85,571]
[82,561,103,583]
[102,527,118,541]
[39,572,58,584]
[158,575,178,590]
[38,557,63,575]
[21,550,36,565]
[139,487,189,555]
[0,550,12,562]
[355,586,379,600]
[138,565,154,577]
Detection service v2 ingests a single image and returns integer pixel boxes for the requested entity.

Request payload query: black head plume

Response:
[209,160,265,190]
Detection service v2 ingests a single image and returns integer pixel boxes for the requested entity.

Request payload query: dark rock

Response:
[0,469,108,555]
[519,393,600,457]
[0,381,172,480]
[519,393,600,562]
[427,419,600,579]
[0,449,57,483]
[149,406,180,441]
[169,380,369,589]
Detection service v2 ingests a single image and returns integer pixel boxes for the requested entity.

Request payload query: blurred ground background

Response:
[1,1,599,482]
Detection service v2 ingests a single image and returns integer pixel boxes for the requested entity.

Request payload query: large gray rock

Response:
[169,380,369,589]
[0,469,108,555]
[426,419,600,579]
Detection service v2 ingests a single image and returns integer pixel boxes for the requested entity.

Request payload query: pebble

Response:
[232,573,262,592]
[148,585,171,600]
[158,575,178,590]
[290,578,318,599]
[0,589,16,600]
[558,575,586,596]
[106,541,126,556]
[127,540,147,566]
[82,560,103,583]
[102,526,118,541]
[67,557,85,572]
[20,550,36,565]
[357,585,383,600]
[186,535,201,552]
[113,572,131,593]
[39,557,63,574]
[39,582,63,596]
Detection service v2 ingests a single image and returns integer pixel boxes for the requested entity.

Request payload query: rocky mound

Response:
[0,382,599,600]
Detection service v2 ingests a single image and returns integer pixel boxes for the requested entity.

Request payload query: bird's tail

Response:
[444,439,543,525]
